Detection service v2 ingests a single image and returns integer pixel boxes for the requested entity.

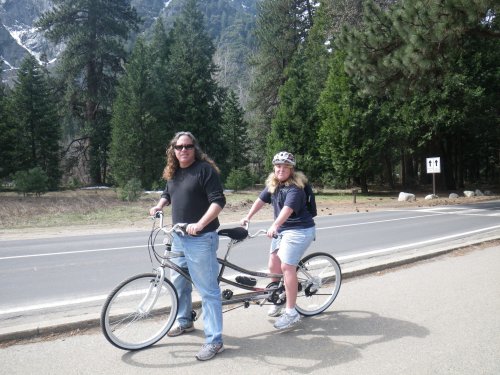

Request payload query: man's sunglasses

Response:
[173,144,195,151]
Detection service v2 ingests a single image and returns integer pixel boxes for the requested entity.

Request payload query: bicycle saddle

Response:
[217,227,248,240]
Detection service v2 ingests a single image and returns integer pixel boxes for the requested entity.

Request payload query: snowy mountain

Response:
[0,0,55,72]
[0,0,257,88]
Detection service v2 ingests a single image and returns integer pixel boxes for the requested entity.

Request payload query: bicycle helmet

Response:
[272,151,296,166]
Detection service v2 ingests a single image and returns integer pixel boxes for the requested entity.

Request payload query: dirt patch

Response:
[0,190,498,240]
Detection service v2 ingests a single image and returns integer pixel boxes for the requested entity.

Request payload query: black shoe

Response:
[236,275,257,286]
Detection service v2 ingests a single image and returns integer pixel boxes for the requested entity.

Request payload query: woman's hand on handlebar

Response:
[267,223,279,238]
[240,217,250,228]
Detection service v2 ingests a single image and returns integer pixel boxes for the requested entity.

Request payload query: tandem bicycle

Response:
[100,211,342,350]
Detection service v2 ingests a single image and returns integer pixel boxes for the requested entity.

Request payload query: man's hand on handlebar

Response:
[149,206,162,217]
[186,223,202,236]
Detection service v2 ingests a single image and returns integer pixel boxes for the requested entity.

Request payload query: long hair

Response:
[265,168,308,194]
[162,131,220,180]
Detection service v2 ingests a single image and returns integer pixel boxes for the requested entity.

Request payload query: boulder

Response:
[449,193,459,199]
[464,190,475,198]
[425,194,438,200]
[475,189,484,196]
[398,192,416,202]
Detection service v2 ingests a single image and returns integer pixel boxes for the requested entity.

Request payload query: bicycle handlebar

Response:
[248,229,268,238]
[153,211,275,239]
[240,219,278,238]
[152,211,188,236]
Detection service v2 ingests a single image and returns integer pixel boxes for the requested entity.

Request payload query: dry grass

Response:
[0,189,153,228]
[1,188,498,237]
[0,189,268,230]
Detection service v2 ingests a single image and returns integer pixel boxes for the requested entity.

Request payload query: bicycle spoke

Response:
[295,253,342,316]
[101,274,178,350]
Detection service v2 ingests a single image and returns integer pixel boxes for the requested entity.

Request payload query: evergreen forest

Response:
[0,0,498,194]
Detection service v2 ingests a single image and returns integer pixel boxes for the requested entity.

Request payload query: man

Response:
[149,131,225,361]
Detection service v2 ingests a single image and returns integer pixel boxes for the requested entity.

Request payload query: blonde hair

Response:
[265,169,308,194]
[162,131,220,180]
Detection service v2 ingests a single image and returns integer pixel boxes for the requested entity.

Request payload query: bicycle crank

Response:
[266,282,286,305]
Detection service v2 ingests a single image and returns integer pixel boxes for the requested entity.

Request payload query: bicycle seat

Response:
[218,227,248,240]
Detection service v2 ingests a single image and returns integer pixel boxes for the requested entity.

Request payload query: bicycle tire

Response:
[101,273,178,350]
[295,252,342,316]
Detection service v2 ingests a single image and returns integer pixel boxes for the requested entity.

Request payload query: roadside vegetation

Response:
[1,187,497,232]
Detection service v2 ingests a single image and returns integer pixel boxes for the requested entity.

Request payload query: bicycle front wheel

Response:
[295,252,342,316]
[101,273,178,350]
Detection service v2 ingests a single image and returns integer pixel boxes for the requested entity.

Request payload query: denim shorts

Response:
[270,226,316,266]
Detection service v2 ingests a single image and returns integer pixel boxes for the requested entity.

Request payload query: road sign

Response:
[426,157,441,174]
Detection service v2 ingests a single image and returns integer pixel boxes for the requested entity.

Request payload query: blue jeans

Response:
[171,231,223,344]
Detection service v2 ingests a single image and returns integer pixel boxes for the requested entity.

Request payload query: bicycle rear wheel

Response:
[101,273,178,350]
[295,252,342,316]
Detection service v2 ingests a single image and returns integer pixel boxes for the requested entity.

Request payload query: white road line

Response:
[399,207,500,217]
[0,214,441,261]
[316,212,446,230]
[0,237,232,261]
[335,224,500,261]
[0,245,145,261]
[0,294,109,315]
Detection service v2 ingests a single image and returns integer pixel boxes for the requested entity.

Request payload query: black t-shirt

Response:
[161,160,226,233]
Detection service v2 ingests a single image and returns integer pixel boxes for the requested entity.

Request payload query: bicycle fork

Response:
[137,267,165,315]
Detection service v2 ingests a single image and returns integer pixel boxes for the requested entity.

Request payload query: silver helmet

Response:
[272,151,296,166]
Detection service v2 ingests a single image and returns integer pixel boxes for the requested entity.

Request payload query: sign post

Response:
[426,157,441,195]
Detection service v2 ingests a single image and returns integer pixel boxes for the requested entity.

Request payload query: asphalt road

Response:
[1,201,499,311]
[0,200,499,338]
[1,242,499,375]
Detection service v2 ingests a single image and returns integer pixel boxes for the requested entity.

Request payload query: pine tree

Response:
[339,0,499,96]
[266,1,352,180]
[148,20,174,135]
[317,50,385,192]
[0,69,16,179]
[338,0,500,188]
[109,37,167,190]
[268,52,319,176]
[36,0,140,185]
[9,55,62,189]
[220,90,250,176]
[247,0,317,167]
[166,0,226,163]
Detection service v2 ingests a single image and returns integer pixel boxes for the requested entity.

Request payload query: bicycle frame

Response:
[151,212,287,310]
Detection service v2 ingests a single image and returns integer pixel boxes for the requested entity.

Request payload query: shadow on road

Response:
[120,309,429,372]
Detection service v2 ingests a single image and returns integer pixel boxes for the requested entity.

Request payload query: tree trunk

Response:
[383,152,394,189]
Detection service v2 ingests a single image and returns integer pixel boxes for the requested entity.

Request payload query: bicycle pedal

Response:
[191,310,198,321]
[235,276,257,286]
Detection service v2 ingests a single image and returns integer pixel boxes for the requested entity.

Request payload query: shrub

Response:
[67,177,82,190]
[151,179,164,192]
[13,167,49,196]
[118,178,143,201]
[225,168,253,191]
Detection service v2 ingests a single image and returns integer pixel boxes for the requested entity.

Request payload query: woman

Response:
[240,151,315,330]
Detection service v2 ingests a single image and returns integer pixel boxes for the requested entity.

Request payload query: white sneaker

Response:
[167,323,195,337]
[273,312,301,330]
[195,343,224,361]
[268,305,284,317]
